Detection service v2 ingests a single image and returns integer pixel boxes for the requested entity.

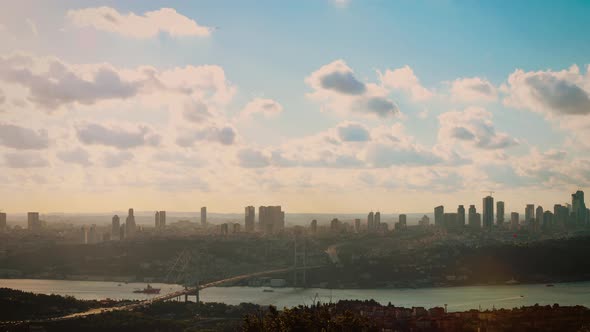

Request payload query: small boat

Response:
[263,289,274,293]
[546,284,555,287]
[133,284,161,294]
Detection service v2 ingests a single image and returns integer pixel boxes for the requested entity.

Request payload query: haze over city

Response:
[3,2,590,331]
[1,1,590,214]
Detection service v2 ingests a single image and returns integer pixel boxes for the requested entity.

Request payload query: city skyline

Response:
[2,1,590,213]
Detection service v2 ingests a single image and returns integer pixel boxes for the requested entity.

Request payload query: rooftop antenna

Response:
[482,191,495,197]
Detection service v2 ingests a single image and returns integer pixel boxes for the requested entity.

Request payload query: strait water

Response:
[2,279,590,312]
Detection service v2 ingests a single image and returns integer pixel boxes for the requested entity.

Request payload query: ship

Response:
[133,284,161,294]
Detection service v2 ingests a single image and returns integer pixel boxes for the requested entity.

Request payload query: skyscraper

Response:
[245,206,255,232]
[155,211,160,229]
[258,206,285,233]
[525,204,535,223]
[543,210,553,230]
[468,205,479,229]
[496,201,505,226]
[434,206,444,227]
[482,196,494,229]
[111,215,120,240]
[0,212,6,232]
[572,190,587,225]
[354,218,361,232]
[535,206,543,230]
[510,212,519,230]
[201,207,207,226]
[159,211,166,229]
[367,212,374,231]
[311,219,318,234]
[457,205,466,227]
[126,208,136,238]
[27,212,40,231]
[80,226,88,244]
[374,212,381,229]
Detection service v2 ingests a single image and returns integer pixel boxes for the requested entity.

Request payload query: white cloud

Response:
[241,98,283,118]
[57,147,92,166]
[451,77,497,103]
[0,53,235,110]
[306,59,399,118]
[438,107,518,150]
[67,7,212,39]
[102,151,133,168]
[503,65,590,116]
[331,0,351,8]
[176,125,236,147]
[379,65,433,101]
[4,152,48,168]
[0,123,49,150]
[76,123,161,149]
[336,122,370,142]
[237,148,270,168]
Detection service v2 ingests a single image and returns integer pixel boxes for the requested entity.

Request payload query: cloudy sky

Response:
[1,0,590,214]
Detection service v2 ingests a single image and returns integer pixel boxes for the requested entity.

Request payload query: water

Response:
[2,279,590,312]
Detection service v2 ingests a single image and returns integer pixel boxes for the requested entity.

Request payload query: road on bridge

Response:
[8,265,321,325]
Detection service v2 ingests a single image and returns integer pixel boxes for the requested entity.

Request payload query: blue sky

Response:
[1,1,589,214]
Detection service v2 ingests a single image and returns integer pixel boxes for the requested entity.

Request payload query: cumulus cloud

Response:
[102,151,134,168]
[57,147,92,166]
[183,100,212,123]
[451,77,497,103]
[438,107,518,150]
[237,148,270,168]
[67,7,212,38]
[306,60,398,118]
[379,65,433,101]
[0,123,49,149]
[4,152,48,168]
[336,122,370,142]
[176,125,236,147]
[503,65,590,116]
[76,123,161,149]
[241,98,283,118]
[0,54,234,110]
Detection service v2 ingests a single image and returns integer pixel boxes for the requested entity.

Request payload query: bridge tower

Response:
[166,249,201,303]
[293,234,307,288]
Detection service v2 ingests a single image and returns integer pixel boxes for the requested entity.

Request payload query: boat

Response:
[133,284,161,294]
[546,284,555,287]
[263,289,275,293]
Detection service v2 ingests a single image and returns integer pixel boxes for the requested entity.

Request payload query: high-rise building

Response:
[572,190,587,225]
[543,210,553,230]
[119,224,126,241]
[88,224,97,244]
[232,223,241,233]
[434,206,444,227]
[535,206,543,229]
[443,213,458,229]
[111,215,120,240]
[457,205,466,227]
[201,207,207,226]
[496,201,505,226]
[354,218,361,232]
[396,214,407,230]
[468,205,480,229]
[125,208,136,238]
[0,212,6,232]
[154,211,166,230]
[27,212,40,231]
[525,204,535,223]
[419,215,430,227]
[245,206,255,232]
[510,212,519,230]
[259,206,285,233]
[367,212,375,231]
[330,218,341,232]
[80,226,88,244]
[374,212,381,229]
[220,223,229,235]
[482,196,494,229]
[310,219,318,234]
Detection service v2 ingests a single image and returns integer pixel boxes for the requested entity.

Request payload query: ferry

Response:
[133,284,161,294]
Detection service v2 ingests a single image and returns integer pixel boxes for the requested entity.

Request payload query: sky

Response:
[1,0,590,214]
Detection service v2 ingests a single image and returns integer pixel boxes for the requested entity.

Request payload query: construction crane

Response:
[482,191,495,197]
